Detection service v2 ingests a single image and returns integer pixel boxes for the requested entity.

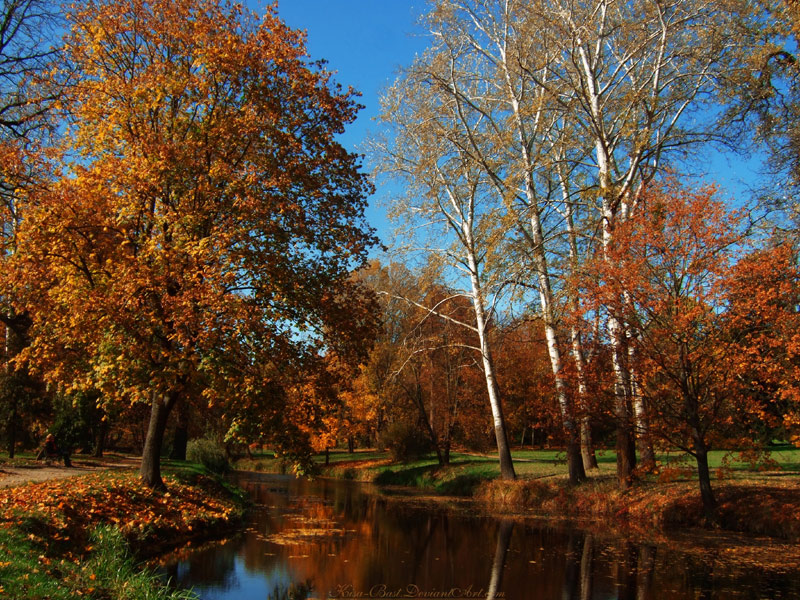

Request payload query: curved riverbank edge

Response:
[284,458,800,543]
[228,465,800,576]
[475,477,800,543]
[0,467,246,599]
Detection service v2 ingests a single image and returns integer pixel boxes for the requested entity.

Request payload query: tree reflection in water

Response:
[487,520,514,599]
[157,474,800,600]
[267,579,313,600]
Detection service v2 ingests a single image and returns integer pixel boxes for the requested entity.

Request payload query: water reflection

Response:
[160,473,800,600]
[487,520,513,599]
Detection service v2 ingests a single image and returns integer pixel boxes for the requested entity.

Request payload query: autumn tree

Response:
[0,0,61,457]
[354,261,483,465]
[494,319,561,450]
[381,0,769,487]
[726,0,800,227]
[10,0,379,488]
[726,243,800,447]
[583,181,799,515]
[400,0,590,484]
[389,284,480,465]
[524,0,768,486]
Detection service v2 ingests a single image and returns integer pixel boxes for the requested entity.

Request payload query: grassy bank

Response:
[236,446,800,540]
[237,445,800,488]
[477,476,800,541]
[0,464,245,599]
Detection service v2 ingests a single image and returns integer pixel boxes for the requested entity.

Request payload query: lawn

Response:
[233,444,800,494]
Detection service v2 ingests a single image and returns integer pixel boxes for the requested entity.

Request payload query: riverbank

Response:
[477,476,800,542]
[236,447,800,542]
[0,464,245,599]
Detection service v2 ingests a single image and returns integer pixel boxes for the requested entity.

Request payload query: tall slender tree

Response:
[583,181,799,515]
[375,65,517,479]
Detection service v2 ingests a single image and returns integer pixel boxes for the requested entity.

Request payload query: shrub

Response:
[379,421,433,463]
[186,438,230,474]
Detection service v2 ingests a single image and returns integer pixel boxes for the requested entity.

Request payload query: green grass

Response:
[231,445,800,493]
[0,462,243,600]
[0,521,197,600]
[320,450,389,464]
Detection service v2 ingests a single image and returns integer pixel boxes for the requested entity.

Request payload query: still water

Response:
[160,473,800,600]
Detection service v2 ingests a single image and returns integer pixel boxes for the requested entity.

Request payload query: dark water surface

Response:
[160,473,800,600]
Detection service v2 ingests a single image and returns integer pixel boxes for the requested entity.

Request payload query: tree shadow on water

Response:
[267,579,313,600]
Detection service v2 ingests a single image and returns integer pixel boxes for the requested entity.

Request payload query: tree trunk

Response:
[693,437,717,519]
[547,321,587,484]
[563,532,581,599]
[633,393,657,472]
[140,390,179,490]
[93,417,108,458]
[571,321,598,470]
[347,436,354,453]
[6,400,17,459]
[411,371,444,466]
[629,334,656,472]
[580,533,594,600]
[529,193,585,483]
[637,545,656,600]
[4,323,21,459]
[583,35,638,488]
[580,418,598,470]
[169,401,189,460]
[466,254,515,480]
[499,32,582,484]
[325,447,330,466]
[610,315,636,489]
[561,169,599,472]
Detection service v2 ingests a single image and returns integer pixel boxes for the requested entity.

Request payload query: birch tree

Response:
[375,58,517,479]
[404,0,600,483]
[510,0,762,486]
[386,0,763,488]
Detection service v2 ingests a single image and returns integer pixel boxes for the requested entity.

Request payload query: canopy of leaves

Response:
[5,0,379,452]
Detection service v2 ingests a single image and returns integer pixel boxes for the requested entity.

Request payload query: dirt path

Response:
[0,456,138,489]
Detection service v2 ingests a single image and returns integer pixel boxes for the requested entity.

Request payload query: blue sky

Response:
[272,1,431,245]
[265,1,768,248]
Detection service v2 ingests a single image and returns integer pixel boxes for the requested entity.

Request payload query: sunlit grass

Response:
[232,444,799,492]
[0,464,242,600]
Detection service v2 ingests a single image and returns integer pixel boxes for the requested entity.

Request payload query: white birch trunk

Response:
[465,232,516,480]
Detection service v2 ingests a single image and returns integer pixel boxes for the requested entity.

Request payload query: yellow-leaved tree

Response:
[9,0,379,488]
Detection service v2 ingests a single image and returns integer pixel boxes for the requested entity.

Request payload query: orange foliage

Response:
[5,0,379,483]
[0,471,239,558]
[580,179,800,508]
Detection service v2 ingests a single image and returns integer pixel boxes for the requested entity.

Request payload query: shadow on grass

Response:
[373,460,494,496]
[373,464,443,487]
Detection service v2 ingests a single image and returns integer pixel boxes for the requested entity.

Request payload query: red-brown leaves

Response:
[0,471,238,557]
[579,179,800,451]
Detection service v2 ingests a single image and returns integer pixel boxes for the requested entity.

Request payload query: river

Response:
[159,472,800,599]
